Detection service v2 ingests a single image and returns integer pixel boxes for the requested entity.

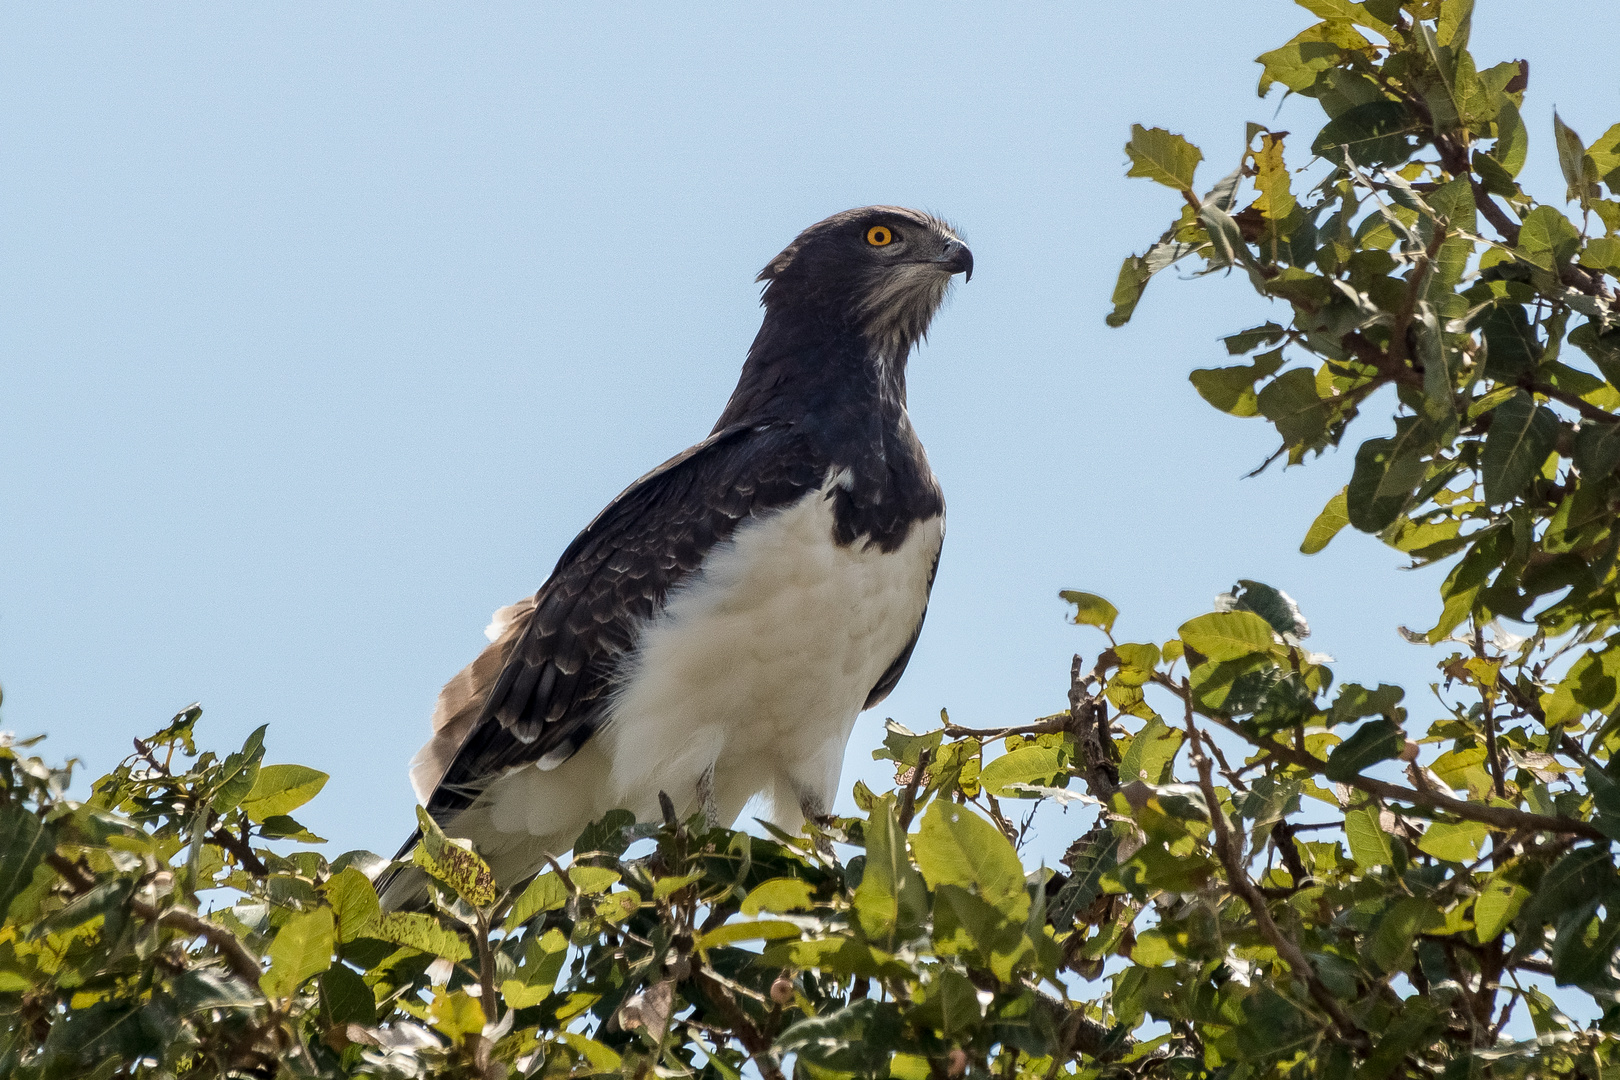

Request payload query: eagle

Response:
[380,206,971,908]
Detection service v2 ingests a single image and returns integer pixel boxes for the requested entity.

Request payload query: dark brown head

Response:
[756,206,971,362]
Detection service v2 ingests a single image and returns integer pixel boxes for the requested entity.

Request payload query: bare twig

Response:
[897,748,931,832]
[1182,717,1370,1051]
[694,969,786,1080]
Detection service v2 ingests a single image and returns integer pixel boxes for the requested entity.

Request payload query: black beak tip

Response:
[944,240,974,282]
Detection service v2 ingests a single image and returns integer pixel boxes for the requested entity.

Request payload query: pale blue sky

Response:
[4,0,1616,883]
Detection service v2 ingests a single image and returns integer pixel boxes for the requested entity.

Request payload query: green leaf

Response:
[1296,0,1397,39]
[1178,610,1277,662]
[1516,205,1582,270]
[567,865,621,895]
[1105,237,1201,328]
[1575,421,1620,480]
[911,968,983,1037]
[1369,896,1441,973]
[1311,100,1420,167]
[1257,25,1362,96]
[1060,590,1119,634]
[1118,716,1184,785]
[852,796,928,944]
[319,963,378,1026]
[914,801,1028,922]
[503,871,568,932]
[1480,390,1559,503]
[1328,683,1405,727]
[1474,875,1529,941]
[1554,110,1598,207]
[556,1032,622,1073]
[370,911,472,960]
[1347,417,1434,531]
[210,724,267,814]
[1224,322,1287,355]
[1124,125,1203,191]
[260,906,333,1000]
[1481,305,1540,380]
[1189,348,1287,417]
[1416,819,1488,862]
[740,877,816,915]
[0,803,53,918]
[323,867,380,943]
[1224,579,1310,639]
[240,764,329,823]
[1301,487,1350,554]
[979,745,1066,797]
[1345,803,1394,867]
[1257,367,1334,448]
[411,806,496,908]
[1324,718,1403,780]
[1253,133,1296,221]
[650,870,705,900]
[696,919,803,950]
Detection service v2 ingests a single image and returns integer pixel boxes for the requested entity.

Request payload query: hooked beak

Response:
[935,238,973,282]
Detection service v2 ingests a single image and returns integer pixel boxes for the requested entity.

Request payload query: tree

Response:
[5,1,1620,1076]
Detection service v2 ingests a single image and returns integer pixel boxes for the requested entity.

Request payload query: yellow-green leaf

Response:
[412,806,496,907]
[1061,590,1118,633]
[503,871,569,932]
[568,866,621,895]
[652,871,706,901]
[696,920,802,951]
[1344,804,1393,868]
[1124,125,1203,192]
[1417,820,1488,863]
[1474,875,1529,941]
[370,911,471,961]
[1301,488,1350,554]
[1178,610,1278,662]
[260,906,333,999]
[323,867,380,943]
[741,877,816,915]
[241,764,329,823]
[913,801,1028,922]
[428,987,485,1042]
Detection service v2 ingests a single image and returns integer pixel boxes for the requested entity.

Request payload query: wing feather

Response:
[416,421,825,822]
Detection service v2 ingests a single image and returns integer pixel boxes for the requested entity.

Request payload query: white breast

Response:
[604,476,943,826]
[469,472,942,879]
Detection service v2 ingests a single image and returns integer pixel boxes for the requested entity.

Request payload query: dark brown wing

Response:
[418,421,826,822]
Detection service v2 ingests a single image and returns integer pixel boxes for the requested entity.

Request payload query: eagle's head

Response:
[757,206,972,363]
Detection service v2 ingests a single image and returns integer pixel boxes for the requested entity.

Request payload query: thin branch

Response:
[1150,673,1607,842]
[45,852,265,987]
[694,969,786,1080]
[1184,715,1370,1051]
[897,748,931,832]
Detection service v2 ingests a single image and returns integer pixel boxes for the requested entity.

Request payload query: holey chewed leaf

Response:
[1061,590,1118,634]
[414,805,496,907]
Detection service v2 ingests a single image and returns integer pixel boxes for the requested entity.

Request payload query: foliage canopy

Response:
[7,1,1620,1076]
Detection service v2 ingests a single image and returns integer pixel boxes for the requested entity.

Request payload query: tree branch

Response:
[1149,673,1607,842]
[45,852,265,987]
[1184,718,1370,1051]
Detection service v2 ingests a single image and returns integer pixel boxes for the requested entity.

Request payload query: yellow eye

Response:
[866,225,893,246]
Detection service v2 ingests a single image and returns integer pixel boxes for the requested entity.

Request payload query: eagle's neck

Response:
[712,303,908,438]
